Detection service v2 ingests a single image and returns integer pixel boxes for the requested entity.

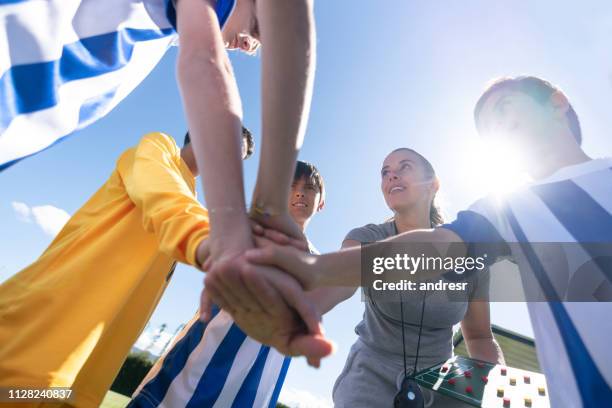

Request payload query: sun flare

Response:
[465,138,530,196]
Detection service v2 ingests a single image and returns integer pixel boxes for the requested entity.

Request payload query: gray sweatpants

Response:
[332,339,461,408]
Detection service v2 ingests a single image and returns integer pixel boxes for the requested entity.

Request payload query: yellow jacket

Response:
[0,133,209,407]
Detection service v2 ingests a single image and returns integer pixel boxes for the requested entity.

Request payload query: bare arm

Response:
[314,227,466,287]
[176,0,252,259]
[250,0,316,238]
[460,301,505,364]
[246,227,467,290]
[306,239,360,315]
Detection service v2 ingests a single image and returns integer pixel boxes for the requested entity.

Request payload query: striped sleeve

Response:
[441,201,511,265]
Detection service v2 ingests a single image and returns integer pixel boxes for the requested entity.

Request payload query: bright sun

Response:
[465,138,530,196]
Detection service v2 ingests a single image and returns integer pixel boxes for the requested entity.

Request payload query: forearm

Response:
[177,1,250,234]
[306,286,357,315]
[464,336,505,365]
[252,0,316,211]
[315,248,362,287]
[314,228,465,288]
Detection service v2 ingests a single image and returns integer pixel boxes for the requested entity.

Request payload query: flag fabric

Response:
[0,0,236,171]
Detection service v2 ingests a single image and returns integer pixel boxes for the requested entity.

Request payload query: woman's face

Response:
[380,150,435,213]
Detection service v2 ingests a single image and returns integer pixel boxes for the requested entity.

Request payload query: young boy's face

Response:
[288,177,323,227]
[476,89,558,171]
[222,0,260,54]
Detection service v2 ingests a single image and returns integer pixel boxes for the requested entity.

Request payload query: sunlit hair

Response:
[474,76,582,145]
[183,126,255,159]
[387,148,444,226]
[294,160,325,203]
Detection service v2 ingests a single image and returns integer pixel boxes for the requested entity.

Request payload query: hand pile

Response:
[195,212,334,367]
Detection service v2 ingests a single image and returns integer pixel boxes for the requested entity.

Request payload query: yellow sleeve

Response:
[120,132,209,266]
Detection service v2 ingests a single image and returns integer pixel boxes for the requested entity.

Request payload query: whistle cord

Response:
[399,290,427,378]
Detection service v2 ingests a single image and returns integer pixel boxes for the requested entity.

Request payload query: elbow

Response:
[176,48,241,116]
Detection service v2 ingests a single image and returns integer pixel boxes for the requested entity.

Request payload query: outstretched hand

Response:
[250,210,307,246]
[196,216,332,364]
[245,243,321,291]
[201,258,334,366]
[251,220,310,252]
[197,224,311,321]
[231,305,334,368]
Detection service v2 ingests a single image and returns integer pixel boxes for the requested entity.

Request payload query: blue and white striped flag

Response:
[0,0,235,171]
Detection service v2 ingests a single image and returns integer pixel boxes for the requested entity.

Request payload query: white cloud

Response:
[134,328,175,356]
[31,205,70,236]
[11,201,31,222]
[278,387,333,408]
[12,201,70,236]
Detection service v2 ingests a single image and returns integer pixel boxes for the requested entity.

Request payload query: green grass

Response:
[100,390,130,408]
[99,390,290,408]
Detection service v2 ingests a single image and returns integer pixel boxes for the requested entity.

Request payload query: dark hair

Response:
[388,148,444,226]
[473,76,582,145]
[183,126,255,159]
[294,160,325,203]
[241,126,255,159]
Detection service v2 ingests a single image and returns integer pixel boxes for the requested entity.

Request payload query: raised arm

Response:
[306,239,360,315]
[249,0,316,239]
[246,227,466,289]
[176,0,253,263]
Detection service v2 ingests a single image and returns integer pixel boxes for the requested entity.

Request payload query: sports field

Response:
[100,390,130,408]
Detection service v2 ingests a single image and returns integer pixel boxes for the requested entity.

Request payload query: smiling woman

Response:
[313,148,503,408]
[381,148,443,227]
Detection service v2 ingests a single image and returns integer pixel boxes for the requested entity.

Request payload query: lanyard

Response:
[394,290,427,408]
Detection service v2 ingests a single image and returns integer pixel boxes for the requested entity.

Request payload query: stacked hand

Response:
[196,213,333,367]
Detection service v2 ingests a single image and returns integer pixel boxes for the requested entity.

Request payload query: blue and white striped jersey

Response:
[130,243,319,408]
[129,309,291,408]
[443,157,612,407]
[0,0,235,171]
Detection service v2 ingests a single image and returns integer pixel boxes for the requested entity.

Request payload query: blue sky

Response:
[1,1,612,405]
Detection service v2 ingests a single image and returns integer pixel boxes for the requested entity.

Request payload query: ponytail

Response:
[429,199,444,226]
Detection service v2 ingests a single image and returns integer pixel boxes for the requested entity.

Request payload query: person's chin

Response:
[290,209,305,220]
[388,196,406,209]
